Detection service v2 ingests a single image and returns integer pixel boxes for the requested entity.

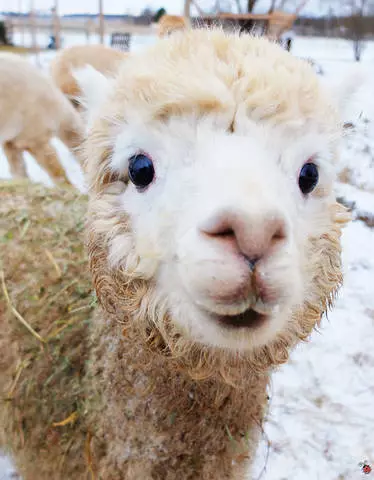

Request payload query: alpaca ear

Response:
[73,65,111,126]
[323,65,369,125]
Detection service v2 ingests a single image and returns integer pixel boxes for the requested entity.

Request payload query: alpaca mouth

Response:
[200,297,277,329]
[215,308,268,329]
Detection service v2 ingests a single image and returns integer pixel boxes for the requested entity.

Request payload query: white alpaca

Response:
[0,52,83,184]
[1,29,356,479]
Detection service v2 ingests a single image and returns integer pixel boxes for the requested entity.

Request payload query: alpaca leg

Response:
[59,128,85,167]
[3,142,27,178]
[58,106,84,161]
[59,125,83,153]
[27,142,70,185]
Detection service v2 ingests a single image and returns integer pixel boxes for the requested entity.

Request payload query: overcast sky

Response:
[3,0,180,15]
[0,0,339,17]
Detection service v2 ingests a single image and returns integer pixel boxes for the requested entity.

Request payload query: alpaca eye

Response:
[298,163,319,195]
[128,154,155,189]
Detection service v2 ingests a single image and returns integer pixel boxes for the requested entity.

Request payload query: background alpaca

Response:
[157,14,189,37]
[50,44,128,111]
[0,52,83,185]
[1,29,351,479]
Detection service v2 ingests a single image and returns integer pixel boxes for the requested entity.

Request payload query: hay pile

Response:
[0,180,95,479]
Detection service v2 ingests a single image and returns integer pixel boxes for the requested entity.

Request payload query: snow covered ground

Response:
[1,34,374,480]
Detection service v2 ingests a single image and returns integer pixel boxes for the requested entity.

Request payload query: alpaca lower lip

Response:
[215,309,268,329]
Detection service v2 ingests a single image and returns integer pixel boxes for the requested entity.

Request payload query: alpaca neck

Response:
[88,311,270,479]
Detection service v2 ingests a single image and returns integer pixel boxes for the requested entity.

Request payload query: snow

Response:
[251,37,374,480]
[1,34,374,479]
[253,220,374,479]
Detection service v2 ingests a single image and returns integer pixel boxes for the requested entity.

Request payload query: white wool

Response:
[73,65,112,130]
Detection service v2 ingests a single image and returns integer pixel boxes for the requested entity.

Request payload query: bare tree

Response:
[344,0,374,61]
[269,0,296,12]
[269,0,278,12]
[246,0,300,13]
[185,0,309,17]
[246,0,255,12]
[234,0,243,12]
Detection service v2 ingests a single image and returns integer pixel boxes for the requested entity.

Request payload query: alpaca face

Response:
[79,30,343,352]
[107,118,336,351]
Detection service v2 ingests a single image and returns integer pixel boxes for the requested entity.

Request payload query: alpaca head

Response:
[77,30,349,365]
[157,15,189,38]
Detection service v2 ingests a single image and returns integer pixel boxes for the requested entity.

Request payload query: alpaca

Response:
[0,52,83,184]
[157,14,189,37]
[49,44,127,111]
[1,29,351,479]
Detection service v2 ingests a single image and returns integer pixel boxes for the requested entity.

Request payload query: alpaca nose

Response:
[201,209,287,265]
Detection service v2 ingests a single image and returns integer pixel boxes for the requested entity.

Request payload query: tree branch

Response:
[247,0,257,12]
[234,0,243,13]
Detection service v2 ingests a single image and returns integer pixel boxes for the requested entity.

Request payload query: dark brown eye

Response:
[128,154,155,190]
[299,163,319,195]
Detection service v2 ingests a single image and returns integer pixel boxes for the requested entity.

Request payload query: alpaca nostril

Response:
[270,221,287,248]
[215,227,235,238]
[203,225,238,253]
[202,215,235,239]
[200,218,239,254]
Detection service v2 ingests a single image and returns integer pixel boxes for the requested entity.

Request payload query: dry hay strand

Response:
[0,46,33,54]
[0,179,96,478]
